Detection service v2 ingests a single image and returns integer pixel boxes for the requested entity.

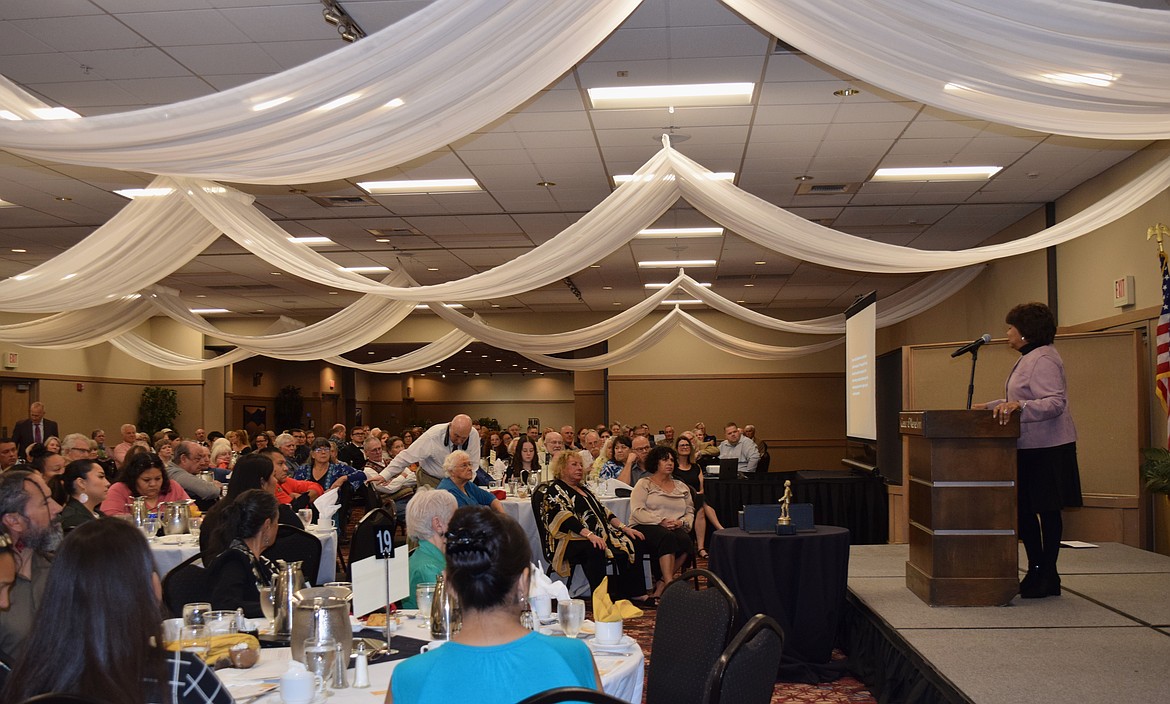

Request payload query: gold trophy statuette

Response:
[776,479,794,534]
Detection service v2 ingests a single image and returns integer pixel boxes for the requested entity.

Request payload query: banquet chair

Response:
[702,614,785,704]
[516,687,627,704]
[263,524,322,585]
[645,569,738,704]
[161,552,210,618]
[345,507,398,578]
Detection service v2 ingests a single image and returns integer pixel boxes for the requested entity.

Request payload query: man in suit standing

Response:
[12,403,59,460]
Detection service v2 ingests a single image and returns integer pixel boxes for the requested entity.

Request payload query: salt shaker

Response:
[352,641,370,689]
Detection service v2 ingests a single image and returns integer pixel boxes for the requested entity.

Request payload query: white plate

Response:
[587,634,637,651]
[158,534,190,545]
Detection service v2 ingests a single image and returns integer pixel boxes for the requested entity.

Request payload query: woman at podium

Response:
[975,302,1082,599]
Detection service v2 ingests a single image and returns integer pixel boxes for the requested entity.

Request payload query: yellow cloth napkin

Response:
[592,577,643,622]
[166,633,259,664]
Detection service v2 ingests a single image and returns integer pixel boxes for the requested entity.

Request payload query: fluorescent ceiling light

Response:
[662,299,703,305]
[871,166,1002,182]
[638,227,724,239]
[191,308,230,314]
[357,179,480,194]
[638,260,717,268]
[588,82,754,109]
[30,107,80,120]
[414,304,464,310]
[341,266,390,273]
[645,282,711,288]
[614,172,732,184]
[115,187,175,199]
[288,237,335,245]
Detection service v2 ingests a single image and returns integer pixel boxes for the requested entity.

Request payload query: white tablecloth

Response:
[217,633,645,703]
[150,528,338,585]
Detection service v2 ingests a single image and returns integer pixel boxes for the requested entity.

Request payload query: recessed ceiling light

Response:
[602,286,613,290]
[195,294,207,298]
[645,282,711,289]
[413,303,464,309]
[271,272,282,275]
[589,264,601,268]
[662,299,702,305]
[253,309,265,313]
[755,261,767,265]
[368,351,376,355]
[744,283,755,287]
[612,302,622,306]
[637,227,724,239]
[357,178,481,194]
[794,175,812,181]
[495,359,502,362]
[736,299,746,303]
[190,308,230,314]
[536,181,556,187]
[427,267,439,271]
[341,266,391,273]
[614,172,733,184]
[833,88,860,97]
[638,259,717,268]
[53,196,72,202]
[375,238,391,243]
[10,248,25,253]
[288,236,334,245]
[0,199,18,208]
[871,166,1002,182]
[328,291,338,295]
[588,82,754,109]
[114,187,174,199]
[490,303,500,308]
[31,107,81,120]
[464,350,472,353]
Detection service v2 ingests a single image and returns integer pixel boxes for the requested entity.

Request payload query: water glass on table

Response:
[416,582,437,629]
[179,625,210,659]
[303,637,338,694]
[258,587,276,630]
[297,508,313,526]
[182,601,212,626]
[558,598,585,638]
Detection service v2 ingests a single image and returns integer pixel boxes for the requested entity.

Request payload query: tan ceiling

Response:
[0,0,1153,326]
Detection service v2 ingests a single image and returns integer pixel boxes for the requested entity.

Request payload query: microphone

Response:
[951,333,992,358]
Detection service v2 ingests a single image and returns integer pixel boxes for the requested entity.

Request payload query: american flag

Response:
[1156,249,1170,447]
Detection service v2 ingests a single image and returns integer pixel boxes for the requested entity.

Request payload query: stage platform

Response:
[842,542,1170,704]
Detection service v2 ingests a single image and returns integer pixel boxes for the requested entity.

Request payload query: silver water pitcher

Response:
[126,496,148,527]
[160,500,192,535]
[273,560,305,636]
[430,572,462,640]
[291,596,351,664]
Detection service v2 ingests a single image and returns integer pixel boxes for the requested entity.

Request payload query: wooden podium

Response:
[900,410,1019,606]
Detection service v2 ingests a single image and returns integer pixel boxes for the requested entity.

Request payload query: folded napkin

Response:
[530,562,571,602]
[313,488,340,527]
[592,577,643,622]
[605,479,633,493]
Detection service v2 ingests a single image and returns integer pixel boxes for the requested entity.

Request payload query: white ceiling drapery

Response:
[0,0,641,183]
[724,0,1170,139]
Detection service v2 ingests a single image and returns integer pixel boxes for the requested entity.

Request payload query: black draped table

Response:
[704,470,887,544]
[708,526,851,683]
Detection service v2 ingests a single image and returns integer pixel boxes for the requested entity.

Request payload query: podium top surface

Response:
[899,410,1019,439]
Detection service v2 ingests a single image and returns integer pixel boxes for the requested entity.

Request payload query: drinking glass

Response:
[182,601,212,626]
[179,625,210,659]
[142,514,160,542]
[557,598,585,638]
[188,516,202,540]
[297,508,313,526]
[302,637,337,694]
[416,582,436,629]
[258,586,276,630]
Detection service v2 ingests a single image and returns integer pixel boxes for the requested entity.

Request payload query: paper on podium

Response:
[352,551,410,617]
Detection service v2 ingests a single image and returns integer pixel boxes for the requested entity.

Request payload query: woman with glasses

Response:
[674,434,723,558]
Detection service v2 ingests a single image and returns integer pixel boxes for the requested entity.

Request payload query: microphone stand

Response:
[965,347,980,410]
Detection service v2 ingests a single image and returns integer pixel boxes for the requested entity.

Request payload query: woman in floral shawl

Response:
[536,451,651,602]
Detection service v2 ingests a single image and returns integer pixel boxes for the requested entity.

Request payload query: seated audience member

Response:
[675,434,723,558]
[579,430,602,473]
[389,507,600,703]
[227,430,251,457]
[26,445,64,484]
[257,446,319,511]
[536,452,648,602]
[2,519,231,704]
[560,425,579,452]
[657,425,676,447]
[630,445,695,600]
[199,453,302,558]
[401,488,458,609]
[0,471,61,662]
[101,452,190,517]
[206,489,279,618]
[0,439,17,472]
[540,431,565,474]
[58,459,111,533]
[112,423,137,466]
[718,422,760,476]
[152,437,175,466]
[292,436,366,530]
[42,436,61,455]
[169,441,222,511]
[693,421,719,456]
[742,423,760,450]
[598,435,631,481]
[339,426,367,468]
[209,437,233,476]
[618,434,653,486]
[505,436,543,485]
[437,451,505,513]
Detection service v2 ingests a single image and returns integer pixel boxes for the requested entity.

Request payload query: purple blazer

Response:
[985,345,1077,450]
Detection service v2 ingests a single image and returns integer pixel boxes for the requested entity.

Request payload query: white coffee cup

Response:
[279,660,318,704]
[594,619,623,645]
[529,593,552,621]
[420,639,446,653]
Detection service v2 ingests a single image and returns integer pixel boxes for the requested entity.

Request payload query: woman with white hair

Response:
[436,450,506,513]
[401,488,458,609]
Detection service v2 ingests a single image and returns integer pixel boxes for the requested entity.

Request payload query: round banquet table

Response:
[216,629,645,703]
[150,527,338,586]
[708,526,851,683]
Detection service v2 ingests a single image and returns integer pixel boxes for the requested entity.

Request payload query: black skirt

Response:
[1017,442,1083,513]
